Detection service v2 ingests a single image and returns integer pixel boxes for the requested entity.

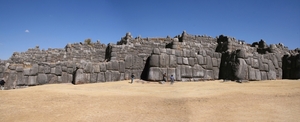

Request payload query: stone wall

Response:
[0,31,299,90]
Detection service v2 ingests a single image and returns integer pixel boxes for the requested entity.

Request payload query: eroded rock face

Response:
[0,31,299,89]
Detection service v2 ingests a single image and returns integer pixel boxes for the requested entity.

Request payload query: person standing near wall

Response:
[170,75,174,85]
[0,79,5,90]
[131,73,135,84]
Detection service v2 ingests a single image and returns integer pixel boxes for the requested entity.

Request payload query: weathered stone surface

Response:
[30,64,39,76]
[188,58,195,66]
[261,72,268,80]
[93,64,100,73]
[100,63,106,72]
[37,74,48,85]
[196,55,205,65]
[255,69,261,81]
[16,72,25,86]
[183,58,189,65]
[149,55,160,67]
[111,71,120,81]
[267,70,276,80]
[177,57,183,65]
[204,70,213,80]
[97,72,105,82]
[175,66,182,81]
[24,68,31,76]
[160,53,169,68]
[55,66,62,76]
[84,62,92,73]
[193,64,204,78]
[205,56,213,70]
[235,58,248,80]
[153,48,160,55]
[212,58,218,67]
[248,67,256,81]
[105,71,112,82]
[169,55,177,68]
[119,61,125,73]
[28,76,37,86]
[75,69,87,84]
[148,67,162,81]
[90,73,98,83]
[125,55,133,69]
[111,60,119,71]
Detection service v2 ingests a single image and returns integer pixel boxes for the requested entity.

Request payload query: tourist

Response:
[131,74,135,84]
[0,79,5,90]
[170,75,174,85]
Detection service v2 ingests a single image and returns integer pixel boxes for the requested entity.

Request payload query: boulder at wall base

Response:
[75,69,87,84]
[248,67,257,81]
[37,73,48,85]
[148,67,163,81]
[235,58,248,80]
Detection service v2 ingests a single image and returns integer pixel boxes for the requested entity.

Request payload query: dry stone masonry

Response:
[0,31,299,89]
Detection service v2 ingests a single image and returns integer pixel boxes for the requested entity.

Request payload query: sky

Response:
[0,0,299,60]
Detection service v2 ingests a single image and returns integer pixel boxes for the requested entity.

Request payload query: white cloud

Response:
[25,30,29,33]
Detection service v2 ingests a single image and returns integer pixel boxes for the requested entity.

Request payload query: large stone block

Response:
[213,67,219,80]
[124,69,131,80]
[61,72,69,83]
[252,59,259,69]
[248,67,256,81]
[153,48,160,55]
[75,69,87,84]
[204,56,213,70]
[55,66,62,76]
[16,66,24,72]
[160,53,169,68]
[47,74,57,84]
[28,76,37,86]
[97,72,105,82]
[183,58,189,65]
[83,62,92,73]
[188,58,195,66]
[30,64,39,76]
[37,74,48,85]
[193,64,204,78]
[125,55,133,69]
[149,55,160,67]
[261,72,268,80]
[196,55,205,65]
[267,70,276,80]
[16,72,25,86]
[169,55,177,68]
[212,58,218,67]
[24,68,31,76]
[111,71,120,81]
[255,69,261,81]
[111,60,119,71]
[148,67,163,81]
[183,49,190,57]
[93,64,100,73]
[100,63,106,72]
[105,71,112,82]
[175,50,182,57]
[90,73,98,83]
[177,57,183,65]
[119,61,125,73]
[175,66,182,81]
[44,66,51,74]
[204,70,214,80]
[132,55,144,69]
[182,65,192,78]
[235,58,248,80]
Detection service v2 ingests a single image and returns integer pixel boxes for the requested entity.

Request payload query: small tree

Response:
[84,38,92,45]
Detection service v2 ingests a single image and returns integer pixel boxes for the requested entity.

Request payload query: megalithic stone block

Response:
[235,58,248,80]
[75,69,87,84]
[149,55,160,67]
[148,67,163,81]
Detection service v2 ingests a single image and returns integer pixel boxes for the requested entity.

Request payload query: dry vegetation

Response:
[1,80,300,122]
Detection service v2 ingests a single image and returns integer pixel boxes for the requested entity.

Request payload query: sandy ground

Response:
[0,80,300,122]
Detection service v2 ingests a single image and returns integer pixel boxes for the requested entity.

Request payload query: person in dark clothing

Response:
[130,74,135,84]
[0,80,5,90]
[170,75,174,85]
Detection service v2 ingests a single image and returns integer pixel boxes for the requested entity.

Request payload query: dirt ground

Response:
[0,80,300,122]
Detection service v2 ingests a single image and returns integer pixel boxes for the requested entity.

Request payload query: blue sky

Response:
[0,0,299,60]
